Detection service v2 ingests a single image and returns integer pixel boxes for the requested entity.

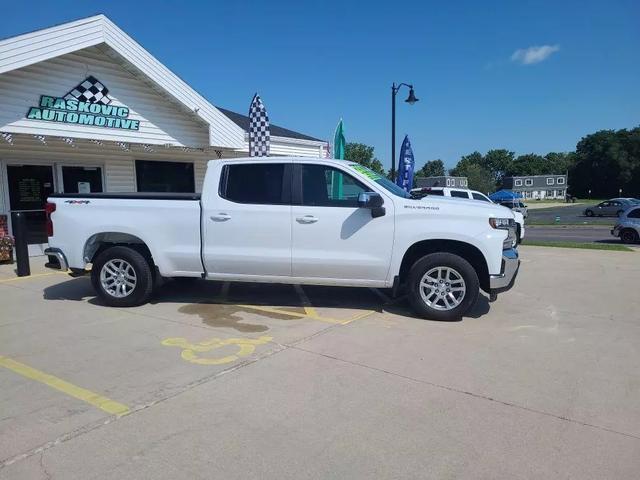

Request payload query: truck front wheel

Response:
[91,246,154,307]
[407,253,480,321]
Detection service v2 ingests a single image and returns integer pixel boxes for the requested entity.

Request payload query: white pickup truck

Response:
[45,157,520,320]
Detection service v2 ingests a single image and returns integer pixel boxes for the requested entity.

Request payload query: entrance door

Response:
[61,166,103,193]
[6,165,55,246]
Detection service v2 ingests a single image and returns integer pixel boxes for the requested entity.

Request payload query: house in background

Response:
[414,176,468,189]
[502,174,568,200]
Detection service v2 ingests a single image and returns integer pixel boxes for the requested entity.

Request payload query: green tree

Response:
[416,159,445,178]
[507,154,548,176]
[449,151,483,181]
[569,127,640,197]
[544,152,575,174]
[370,158,385,175]
[344,142,385,174]
[483,149,515,185]
[453,163,494,194]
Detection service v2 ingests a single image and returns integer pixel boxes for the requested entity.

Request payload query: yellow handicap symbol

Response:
[161,335,273,365]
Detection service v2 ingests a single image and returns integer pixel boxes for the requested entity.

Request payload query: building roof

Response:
[216,107,322,142]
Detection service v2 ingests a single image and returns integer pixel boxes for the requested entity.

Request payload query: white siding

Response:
[269,141,323,157]
[194,158,208,193]
[0,47,210,147]
[105,158,135,192]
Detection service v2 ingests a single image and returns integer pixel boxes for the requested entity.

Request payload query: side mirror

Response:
[358,192,383,208]
[358,192,385,218]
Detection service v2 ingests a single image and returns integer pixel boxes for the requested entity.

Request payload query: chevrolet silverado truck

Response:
[44,157,520,321]
[410,186,526,244]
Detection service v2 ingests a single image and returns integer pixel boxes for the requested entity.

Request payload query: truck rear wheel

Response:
[407,253,479,321]
[91,246,154,307]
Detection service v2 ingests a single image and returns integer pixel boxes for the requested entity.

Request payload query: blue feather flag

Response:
[396,135,415,192]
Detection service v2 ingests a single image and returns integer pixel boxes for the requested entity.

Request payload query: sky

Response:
[2,0,639,170]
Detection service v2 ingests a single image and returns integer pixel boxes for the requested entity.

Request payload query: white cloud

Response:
[511,45,560,65]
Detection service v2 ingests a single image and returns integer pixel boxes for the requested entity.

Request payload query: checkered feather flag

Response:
[248,93,270,157]
[64,75,112,105]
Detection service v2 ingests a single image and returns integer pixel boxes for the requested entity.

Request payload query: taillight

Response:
[45,202,56,237]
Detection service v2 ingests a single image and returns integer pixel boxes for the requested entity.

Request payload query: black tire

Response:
[516,224,522,245]
[91,246,154,307]
[407,253,480,321]
[585,210,594,217]
[620,229,639,244]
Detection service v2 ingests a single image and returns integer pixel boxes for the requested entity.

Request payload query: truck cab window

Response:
[221,163,286,204]
[472,192,490,202]
[450,190,469,198]
[301,164,367,207]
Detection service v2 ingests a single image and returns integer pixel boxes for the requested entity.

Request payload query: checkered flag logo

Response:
[64,75,112,105]
[248,93,270,157]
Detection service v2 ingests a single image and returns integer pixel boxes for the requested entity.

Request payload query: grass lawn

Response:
[522,240,633,252]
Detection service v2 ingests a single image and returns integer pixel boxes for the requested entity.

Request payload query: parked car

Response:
[498,200,528,219]
[585,198,639,217]
[410,186,525,243]
[611,206,640,244]
[45,157,520,321]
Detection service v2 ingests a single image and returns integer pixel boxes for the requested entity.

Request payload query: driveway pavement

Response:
[1,247,639,479]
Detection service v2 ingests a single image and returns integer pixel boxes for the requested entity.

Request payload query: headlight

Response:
[489,217,513,230]
[489,217,517,249]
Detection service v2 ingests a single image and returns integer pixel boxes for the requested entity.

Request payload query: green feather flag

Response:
[333,119,345,160]
[332,119,346,198]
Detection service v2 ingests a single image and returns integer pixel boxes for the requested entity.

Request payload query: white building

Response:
[0,15,327,254]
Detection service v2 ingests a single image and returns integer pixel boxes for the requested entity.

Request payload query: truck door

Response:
[202,161,292,278]
[291,163,394,283]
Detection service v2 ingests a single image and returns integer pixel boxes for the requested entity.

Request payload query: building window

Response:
[546,190,553,197]
[547,177,554,185]
[556,189,564,197]
[557,177,565,185]
[514,179,523,187]
[135,160,195,192]
[525,178,533,186]
[446,178,452,187]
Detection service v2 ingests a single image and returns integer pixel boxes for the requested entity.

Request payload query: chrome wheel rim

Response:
[100,259,137,298]
[419,267,466,311]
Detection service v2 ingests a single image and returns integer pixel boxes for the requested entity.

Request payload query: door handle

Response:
[211,213,231,221]
[296,215,318,224]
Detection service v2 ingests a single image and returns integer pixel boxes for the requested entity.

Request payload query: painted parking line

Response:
[0,356,130,416]
[0,271,68,284]
[294,284,319,317]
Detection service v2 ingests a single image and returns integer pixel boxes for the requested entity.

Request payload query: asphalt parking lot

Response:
[524,225,620,244]
[1,246,640,479]
[527,204,614,225]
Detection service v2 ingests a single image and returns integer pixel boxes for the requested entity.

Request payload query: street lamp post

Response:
[391,83,418,181]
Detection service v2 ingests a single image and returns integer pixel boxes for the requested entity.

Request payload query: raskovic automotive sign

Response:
[25,76,140,131]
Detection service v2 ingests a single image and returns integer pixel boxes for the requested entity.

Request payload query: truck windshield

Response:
[347,163,412,199]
